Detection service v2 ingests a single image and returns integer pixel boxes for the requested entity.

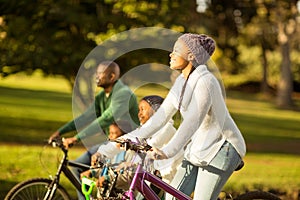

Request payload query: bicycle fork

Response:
[43,152,66,200]
[122,165,142,200]
[122,165,160,200]
[43,180,59,200]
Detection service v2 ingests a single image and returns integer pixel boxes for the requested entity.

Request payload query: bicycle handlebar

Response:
[110,138,152,153]
[50,137,66,149]
[50,137,75,149]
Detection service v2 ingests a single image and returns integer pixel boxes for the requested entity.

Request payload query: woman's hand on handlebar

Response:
[109,137,128,149]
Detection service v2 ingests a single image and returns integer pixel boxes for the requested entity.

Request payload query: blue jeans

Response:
[72,145,100,200]
[166,141,242,200]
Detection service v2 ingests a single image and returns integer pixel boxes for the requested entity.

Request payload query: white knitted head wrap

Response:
[178,33,215,66]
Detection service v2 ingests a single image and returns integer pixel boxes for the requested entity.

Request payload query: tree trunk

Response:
[275,1,296,109]
[72,70,95,113]
[276,41,294,108]
[260,45,270,94]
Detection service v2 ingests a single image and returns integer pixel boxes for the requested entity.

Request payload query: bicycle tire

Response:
[234,191,281,200]
[4,178,71,200]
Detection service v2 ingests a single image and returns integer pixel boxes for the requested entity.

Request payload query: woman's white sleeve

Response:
[161,78,212,158]
[96,141,122,158]
[147,121,176,148]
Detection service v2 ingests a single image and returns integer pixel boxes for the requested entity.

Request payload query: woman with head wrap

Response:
[98,33,246,200]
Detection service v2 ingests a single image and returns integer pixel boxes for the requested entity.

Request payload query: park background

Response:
[0,0,300,199]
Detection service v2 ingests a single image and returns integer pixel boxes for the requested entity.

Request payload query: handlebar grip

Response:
[51,141,57,148]
[50,137,62,147]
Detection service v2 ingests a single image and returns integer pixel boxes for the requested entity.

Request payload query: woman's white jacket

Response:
[99,65,246,166]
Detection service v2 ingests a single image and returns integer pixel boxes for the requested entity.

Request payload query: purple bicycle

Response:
[107,138,281,200]
[108,138,191,200]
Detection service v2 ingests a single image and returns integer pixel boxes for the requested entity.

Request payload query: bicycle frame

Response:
[123,164,192,200]
[65,160,90,191]
[43,145,90,200]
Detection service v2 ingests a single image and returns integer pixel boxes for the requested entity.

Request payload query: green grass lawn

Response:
[0,144,83,199]
[0,72,300,199]
[1,145,299,199]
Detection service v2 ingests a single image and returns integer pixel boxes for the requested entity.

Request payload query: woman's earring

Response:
[187,53,195,62]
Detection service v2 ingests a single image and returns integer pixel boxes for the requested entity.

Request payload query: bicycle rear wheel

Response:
[4,178,71,200]
[234,191,281,200]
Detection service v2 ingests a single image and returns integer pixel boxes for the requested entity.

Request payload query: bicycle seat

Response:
[235,160,244,171]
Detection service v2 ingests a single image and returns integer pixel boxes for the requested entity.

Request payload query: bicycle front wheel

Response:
[4,178,71,200]
[235,191,281,200]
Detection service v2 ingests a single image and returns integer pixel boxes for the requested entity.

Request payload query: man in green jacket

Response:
[49,61,139,199]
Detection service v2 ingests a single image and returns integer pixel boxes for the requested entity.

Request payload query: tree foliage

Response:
[0,0,199,86]
[1,0,300,108]
[207,0,300,108]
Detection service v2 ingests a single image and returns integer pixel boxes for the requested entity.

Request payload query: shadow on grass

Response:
[0,116,68,144]
[0,86,71,101]
[232,113,300,155]
[0,86,73,144]
[0,180,19,199]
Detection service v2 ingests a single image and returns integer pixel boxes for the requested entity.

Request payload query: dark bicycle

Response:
[4,137,123,200]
